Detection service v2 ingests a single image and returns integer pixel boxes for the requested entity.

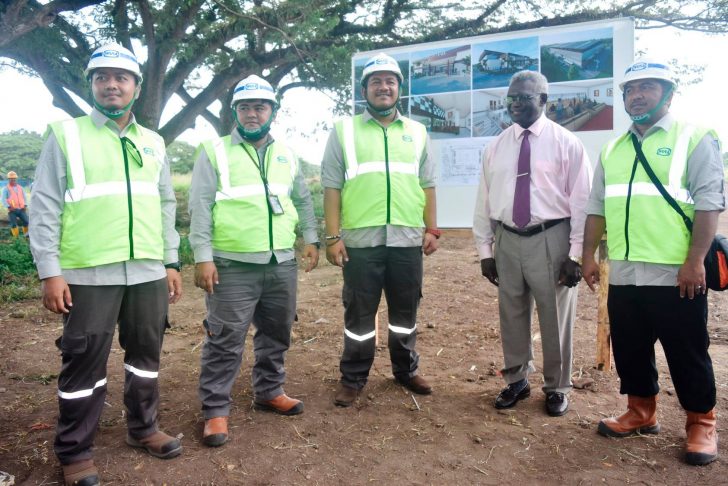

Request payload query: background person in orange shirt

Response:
[2,171,29,238]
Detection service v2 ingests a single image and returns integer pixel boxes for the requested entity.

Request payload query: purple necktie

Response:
[512,130,531,228]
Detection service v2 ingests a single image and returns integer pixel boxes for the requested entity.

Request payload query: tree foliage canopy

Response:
[0,130,43,180]
[1,0,727,144]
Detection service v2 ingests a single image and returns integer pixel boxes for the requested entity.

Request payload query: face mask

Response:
[364,78,401,117]
[93,97,136,119]
[234,106,277,141]
[628,85,673,124]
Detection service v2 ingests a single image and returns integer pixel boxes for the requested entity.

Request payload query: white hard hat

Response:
[231,75,278,108]
[361,53,404,86]
[619,59,676,91]
[85,43,142,81]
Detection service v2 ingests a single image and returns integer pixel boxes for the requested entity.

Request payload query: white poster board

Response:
[352,18,634,228]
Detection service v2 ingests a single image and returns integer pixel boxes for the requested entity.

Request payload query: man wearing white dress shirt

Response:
[473,70,592,416]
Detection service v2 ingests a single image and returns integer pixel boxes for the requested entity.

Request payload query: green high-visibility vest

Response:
[335,115,427,229]
[201,136,299,252]
[49,116,165,269]
[601,121,719,264]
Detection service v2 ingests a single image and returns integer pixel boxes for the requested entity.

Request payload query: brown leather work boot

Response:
[203,416,229,447]
[685,409,718,465]
[395,375,433,395]
[333,383,359,407]
[254,394,304,415]
[62,459,99,486]
[126,430,183,459]
[598,395,660,438]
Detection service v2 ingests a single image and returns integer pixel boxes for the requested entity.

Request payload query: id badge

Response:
[268,194,285,215]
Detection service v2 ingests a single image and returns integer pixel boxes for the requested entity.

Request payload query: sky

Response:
[0,27,726,165]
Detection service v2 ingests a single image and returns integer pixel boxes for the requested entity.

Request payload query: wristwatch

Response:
[164,262,182,272]
[425,228,442,239]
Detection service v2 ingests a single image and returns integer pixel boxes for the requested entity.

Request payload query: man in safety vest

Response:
[189,75,319,447]
[30,44,183,486]
[322,52,439,407]
[582,59,725,465]
[2,171,29,237]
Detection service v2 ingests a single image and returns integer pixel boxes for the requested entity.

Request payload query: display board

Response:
[352,18,635,228]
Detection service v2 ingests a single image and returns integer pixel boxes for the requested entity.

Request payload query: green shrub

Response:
[0,237,40,303]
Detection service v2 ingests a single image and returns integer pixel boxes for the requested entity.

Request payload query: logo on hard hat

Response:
[245,83,259,90]
[103,50,120,58]
[631,62,648,71]
[656,147,672,156]
[375,59,388,65]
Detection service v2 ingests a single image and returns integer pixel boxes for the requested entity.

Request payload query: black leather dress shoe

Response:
[494,380,530,409]
[545,392,569,416]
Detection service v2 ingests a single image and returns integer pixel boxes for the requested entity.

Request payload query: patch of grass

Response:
[172,172,192,193]
[0,236,40,302]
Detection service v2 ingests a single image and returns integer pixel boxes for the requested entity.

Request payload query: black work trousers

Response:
[608,285,716,413]
[54,278,169,465]
[339,246,423,389]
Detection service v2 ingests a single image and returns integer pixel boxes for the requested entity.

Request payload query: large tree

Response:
[1,0,726,144]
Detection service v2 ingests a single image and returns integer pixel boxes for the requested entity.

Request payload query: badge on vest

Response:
[268,194,285,215]
[402,135,413,142]
[276,155,288,164]
[656,147,672,156]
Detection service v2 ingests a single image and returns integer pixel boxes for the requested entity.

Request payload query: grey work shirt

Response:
[188,129,319,264]
[30,109,180,285]
[320,109,436,248]
[586,113,725,286]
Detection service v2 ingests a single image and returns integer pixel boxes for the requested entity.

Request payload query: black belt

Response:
[501,218,567,237]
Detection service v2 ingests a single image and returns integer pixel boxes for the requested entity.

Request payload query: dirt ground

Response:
[2,226,728,485]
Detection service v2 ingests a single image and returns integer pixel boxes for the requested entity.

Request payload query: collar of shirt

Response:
[362,107,403,128]
[511,112,547,141]
[628,112,674,141]
[90,107,138,137]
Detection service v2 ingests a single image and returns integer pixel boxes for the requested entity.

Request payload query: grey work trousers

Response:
[339,246,422,390]
[54,278,169,465]
[198,259,297,419]
[494,221,576,394]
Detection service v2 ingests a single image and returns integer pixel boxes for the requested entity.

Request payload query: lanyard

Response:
[240,142,271,186]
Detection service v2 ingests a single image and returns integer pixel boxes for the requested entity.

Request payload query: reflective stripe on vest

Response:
[50,116,165,268]
[601,122,717,264]
[336,115,426,229]
[203,136,299,253]
[6,185,26,209]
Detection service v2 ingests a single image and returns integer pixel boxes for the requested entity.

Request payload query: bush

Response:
[0,237,40,303]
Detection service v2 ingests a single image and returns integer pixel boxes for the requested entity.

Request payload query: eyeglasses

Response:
[505,94,539,105]
[121,137,143,168]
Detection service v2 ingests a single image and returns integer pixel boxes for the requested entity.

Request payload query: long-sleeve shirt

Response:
[29,109,179,285]
[473,113,592,260]
[320,109,436,248]
[586,113,725,286]
[188,129,319,264]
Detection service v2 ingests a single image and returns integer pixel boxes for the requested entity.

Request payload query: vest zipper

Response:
[382,126,391,224]
[623,155,640,260]
[121,140,135,259]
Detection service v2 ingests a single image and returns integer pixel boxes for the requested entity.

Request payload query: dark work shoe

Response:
[494,379,530,409]
[126,431,182,459]
[62,459,99,486]
[334,384,359,407]
[395,375,433,395]
[545,392,569,417]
